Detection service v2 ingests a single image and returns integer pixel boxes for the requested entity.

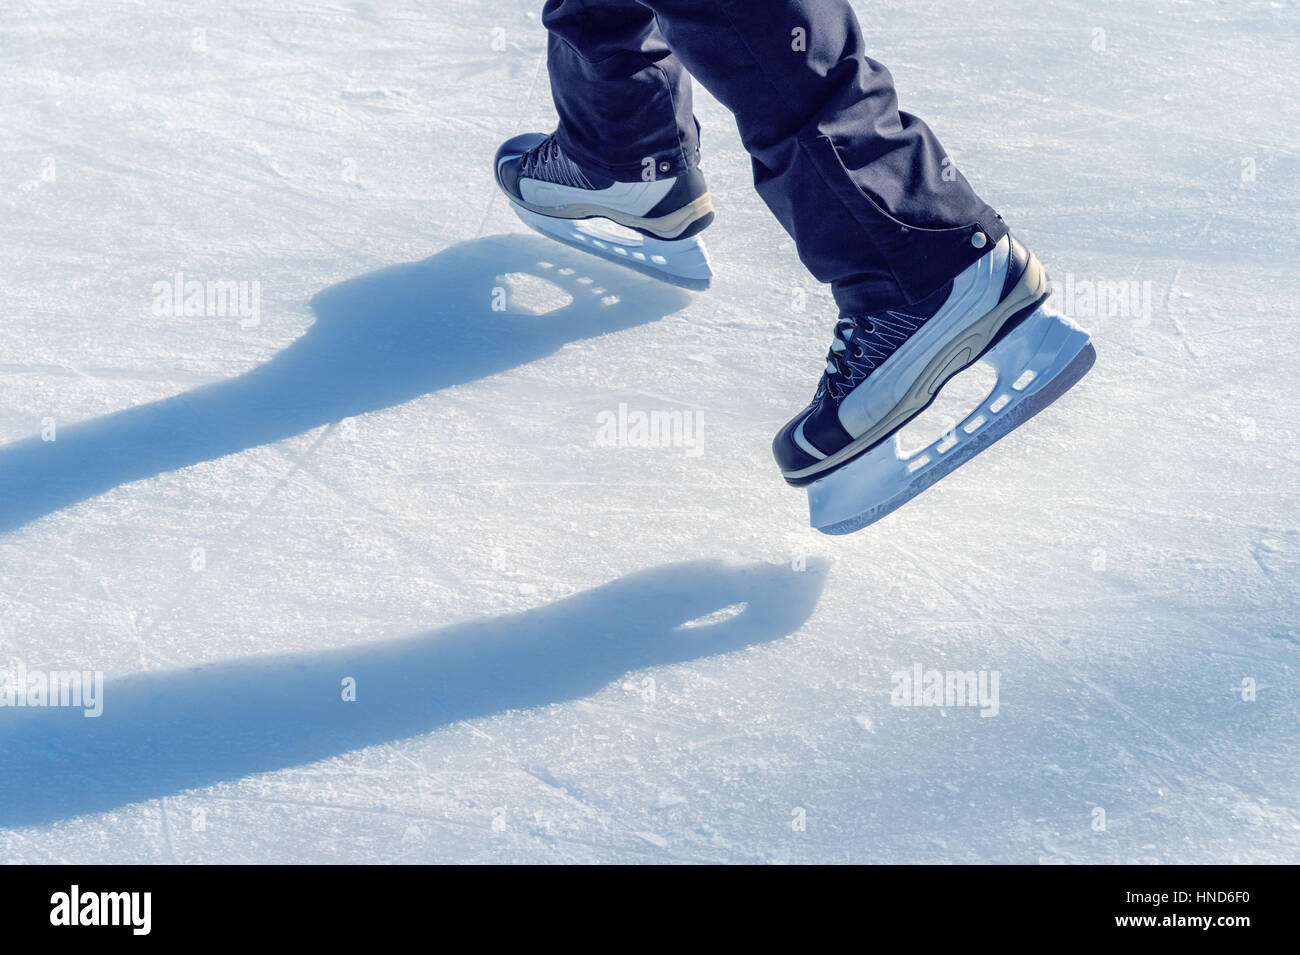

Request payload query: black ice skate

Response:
[495,132,714,288]
[773,233,1096,534]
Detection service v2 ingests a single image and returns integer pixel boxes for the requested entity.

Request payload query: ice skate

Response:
[773,234,1095,534]
[494,132,714,289]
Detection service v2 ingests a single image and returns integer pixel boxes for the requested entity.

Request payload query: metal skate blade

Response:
[808,308,1095,535]
[510,203,712,291]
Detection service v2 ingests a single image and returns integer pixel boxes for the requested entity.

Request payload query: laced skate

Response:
[494,132,714,289]
[773,233,1095,534]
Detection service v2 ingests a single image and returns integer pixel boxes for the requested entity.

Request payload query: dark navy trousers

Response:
[542,0,1008,316]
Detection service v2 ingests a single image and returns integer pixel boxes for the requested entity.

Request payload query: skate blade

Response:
[807,307,1095,535]
[510,202,712,291]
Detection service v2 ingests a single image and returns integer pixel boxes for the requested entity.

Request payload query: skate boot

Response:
[773,233,1095,534]
[494,132,714,288]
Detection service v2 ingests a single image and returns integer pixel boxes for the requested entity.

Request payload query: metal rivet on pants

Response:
[971,231,987,249]
[659,162,670,172]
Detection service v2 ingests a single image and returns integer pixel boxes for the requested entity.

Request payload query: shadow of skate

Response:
[0,234,689,534]
[0,558,826,828]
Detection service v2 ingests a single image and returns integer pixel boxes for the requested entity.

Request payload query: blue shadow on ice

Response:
[0,234,689,533]
[0,558,825,828]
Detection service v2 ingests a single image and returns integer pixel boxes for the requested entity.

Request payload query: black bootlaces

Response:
[821,316,876,399]
[520,134,562,178]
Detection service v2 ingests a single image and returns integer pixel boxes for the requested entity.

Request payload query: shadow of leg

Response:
[0,234,689,534]
[0,558,826,827]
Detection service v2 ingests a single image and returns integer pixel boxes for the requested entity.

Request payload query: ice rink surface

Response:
[1,0,1296,863]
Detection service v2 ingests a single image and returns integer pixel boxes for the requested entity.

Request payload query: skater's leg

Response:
[634,0,1006,316]
[604,1,1094,529]
[543,0,699,180]
[491,1,715,285]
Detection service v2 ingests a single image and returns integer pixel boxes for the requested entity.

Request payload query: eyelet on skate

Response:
[853,347,864,358]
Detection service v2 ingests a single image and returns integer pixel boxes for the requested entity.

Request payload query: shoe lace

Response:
[821,316,875,400]
[521,133,562,178]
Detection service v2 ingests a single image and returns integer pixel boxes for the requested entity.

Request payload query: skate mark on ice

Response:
[0,558,825,827]
[518,765,696,863]
[471,45,547,239]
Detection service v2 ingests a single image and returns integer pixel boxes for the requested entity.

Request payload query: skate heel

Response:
[987,244,1051,349]
[1018,250,1048,302]
[636,194,715,241]
[1011,250,1048,314]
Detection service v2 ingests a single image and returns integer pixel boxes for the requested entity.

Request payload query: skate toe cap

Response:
[494,133,549,197]
[772,409,825,476]
[773,393,859,484]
